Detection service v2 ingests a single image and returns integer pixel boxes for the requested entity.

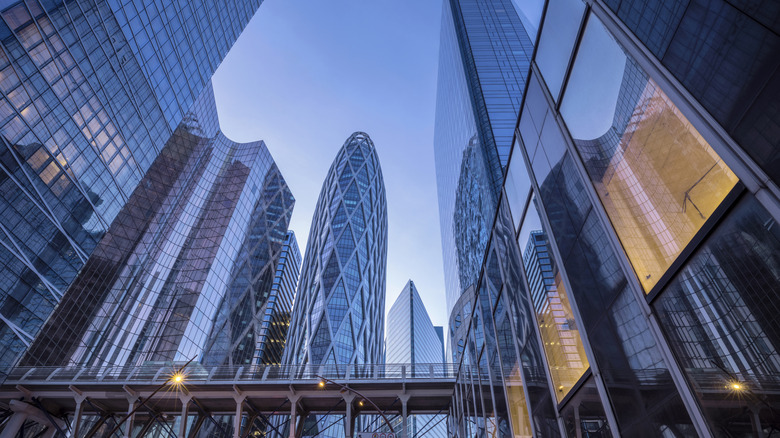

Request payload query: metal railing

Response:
[3,362,462,386]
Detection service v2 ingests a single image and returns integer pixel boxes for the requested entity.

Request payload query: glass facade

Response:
[280,132,387,437]
[384,280,447,438]
[434,0,534,319]
[19,83,295,370]
[0,0,262,376]
[442,0,780,437]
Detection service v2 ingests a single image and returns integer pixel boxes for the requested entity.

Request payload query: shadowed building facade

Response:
[0,0,264,377]
[438,0,780,436]
[282,132,388,437]
[19,83,296,374]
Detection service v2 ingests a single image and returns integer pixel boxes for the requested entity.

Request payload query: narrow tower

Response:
[283,132,387,367]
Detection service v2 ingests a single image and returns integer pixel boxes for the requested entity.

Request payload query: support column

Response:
[124,396,138,438]
[232,395,246,438]
[179,395,192,438]
[288,394,301,438]
[0,412,27,438]
[399,394,411,438]
[342,393,356,438]
[71,392,87,438]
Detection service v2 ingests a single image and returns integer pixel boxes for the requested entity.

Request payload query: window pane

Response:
[535,0,585,99]
[519,195,589,402]
[505,139,531,232]
[511,0,545,41]
[654,195,780,436]
[560,15,739,293]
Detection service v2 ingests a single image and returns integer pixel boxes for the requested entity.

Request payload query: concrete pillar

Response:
[288,395,301,438]
[232,395,245,438]
[0,412,28,438]
[124,397,138,438]
[342,393,356,438]
[399,394,411,438]
[179,395,192,438]
[72,394,86,438]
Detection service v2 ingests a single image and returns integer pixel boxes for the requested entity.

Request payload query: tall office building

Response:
[20,82,296,372]
[385,280,447,438]
[204,230,301,367]
[439,0,780,437]
[282,132,387,437]
[433,0,534,318]
[0,0,263,375]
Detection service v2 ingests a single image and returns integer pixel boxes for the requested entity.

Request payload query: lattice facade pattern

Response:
[283,132,387,368]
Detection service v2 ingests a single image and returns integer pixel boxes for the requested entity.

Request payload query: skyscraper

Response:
[0,0,263,376]
[433,0,534,318]
[204,230,301,367]
[20,82,296,372]
[385,280,447,438]
[282,131,387,437]
[438,0,780,436]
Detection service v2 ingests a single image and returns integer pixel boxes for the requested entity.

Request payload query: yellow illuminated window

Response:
[560,16,739,293]
[589,81,737,292]
[520,225,589,402]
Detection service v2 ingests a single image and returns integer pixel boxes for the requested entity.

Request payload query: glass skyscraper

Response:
[281,131,387,437]
[0,0,263,376]
[433,0,534,318]
[385,280,447,438]
[19,82,296,373]
[439,0,780,437]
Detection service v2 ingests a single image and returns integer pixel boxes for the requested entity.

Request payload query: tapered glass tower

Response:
[385,280,447,438]
[283,132,387,368]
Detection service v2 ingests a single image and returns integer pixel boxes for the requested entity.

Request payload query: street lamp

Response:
[315,375,395,434]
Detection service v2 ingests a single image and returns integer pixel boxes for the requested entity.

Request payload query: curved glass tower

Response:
[283,132,387,368]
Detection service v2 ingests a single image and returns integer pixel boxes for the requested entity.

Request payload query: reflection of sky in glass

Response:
[518,194,543,256]
[535,0,585,99]
[512,0,544,39]
[560,17,626,140]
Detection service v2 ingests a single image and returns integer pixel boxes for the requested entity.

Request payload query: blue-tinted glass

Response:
[535,0,585,99]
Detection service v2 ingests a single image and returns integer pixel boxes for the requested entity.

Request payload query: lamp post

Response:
[315,375,395,434]
[105,357,196,437]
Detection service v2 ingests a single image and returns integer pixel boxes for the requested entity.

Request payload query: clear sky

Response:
[211,0,448,330]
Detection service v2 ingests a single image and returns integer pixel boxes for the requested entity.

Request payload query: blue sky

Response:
[212,0,448,329]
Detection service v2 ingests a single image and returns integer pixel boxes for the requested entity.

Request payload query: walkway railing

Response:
[3,362,461,386]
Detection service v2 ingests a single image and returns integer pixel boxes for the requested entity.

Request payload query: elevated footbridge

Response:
[0,363,471,438]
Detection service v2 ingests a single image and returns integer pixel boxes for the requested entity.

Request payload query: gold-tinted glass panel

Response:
[561,16,739,292]
[519,197,589,402]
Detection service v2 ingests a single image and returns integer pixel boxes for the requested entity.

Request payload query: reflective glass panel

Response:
[519,195,589,402]
[560,376,612,438]
[654,195,780,435]
[505,139,531,232]
[535,0,586,99]
[560,15,739,293]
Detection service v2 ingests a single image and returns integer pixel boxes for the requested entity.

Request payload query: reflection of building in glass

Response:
[521,230,588,401]
[434,0,534,317]
[0,0,262,376]
[281,132,387,438]
[20,84,295,371]
[442,0,780,436]
[385,280,447,438]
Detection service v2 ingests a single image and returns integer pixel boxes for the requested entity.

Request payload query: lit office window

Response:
[560,15,739,293]
[519,195,589,401]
